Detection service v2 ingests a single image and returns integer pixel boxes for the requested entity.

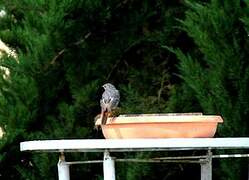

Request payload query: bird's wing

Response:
[108,90,120,109]
[100,89,120,125]
[101,90,115,108]
[100,98,108,125]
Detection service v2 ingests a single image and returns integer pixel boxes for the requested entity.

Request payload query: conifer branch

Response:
[106,59,121,80]
[50,32,91,65]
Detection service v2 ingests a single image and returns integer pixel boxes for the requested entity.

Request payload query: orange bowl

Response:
[95,113,223,139]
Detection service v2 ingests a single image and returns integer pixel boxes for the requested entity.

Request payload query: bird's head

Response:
[102,83,116,90]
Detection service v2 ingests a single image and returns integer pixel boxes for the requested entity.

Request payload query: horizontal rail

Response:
[64,153,249,165]
[116,158,203,163]
[212,154,249,158]
[65,160,103,165]
[65,159,203,164]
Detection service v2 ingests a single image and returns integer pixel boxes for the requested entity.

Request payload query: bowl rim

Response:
[95,114,223,125]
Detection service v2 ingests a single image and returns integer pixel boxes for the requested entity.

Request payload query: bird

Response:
[100,83,120,125]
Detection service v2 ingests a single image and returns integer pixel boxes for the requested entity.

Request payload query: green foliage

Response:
[0,0,98,179]
[0,0,185,179]
[173,0,249,136]
[168,0,249,179]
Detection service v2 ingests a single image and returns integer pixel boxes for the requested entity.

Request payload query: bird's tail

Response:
[100,109,108,125]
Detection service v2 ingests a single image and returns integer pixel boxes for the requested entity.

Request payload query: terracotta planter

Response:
[95,113,223,139]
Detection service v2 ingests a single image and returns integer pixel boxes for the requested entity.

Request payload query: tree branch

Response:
[50,32,92,65]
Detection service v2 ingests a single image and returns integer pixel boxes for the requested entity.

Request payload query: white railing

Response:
[20,138,249,180]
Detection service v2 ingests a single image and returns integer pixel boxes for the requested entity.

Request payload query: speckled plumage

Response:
[100,83,120,125]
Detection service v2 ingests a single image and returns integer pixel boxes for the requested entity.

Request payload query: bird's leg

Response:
[101,110,108,125]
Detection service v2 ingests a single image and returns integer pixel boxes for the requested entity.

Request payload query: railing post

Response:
[57,152,70,180]
[103,150,116,180]
[201,150,212,180]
